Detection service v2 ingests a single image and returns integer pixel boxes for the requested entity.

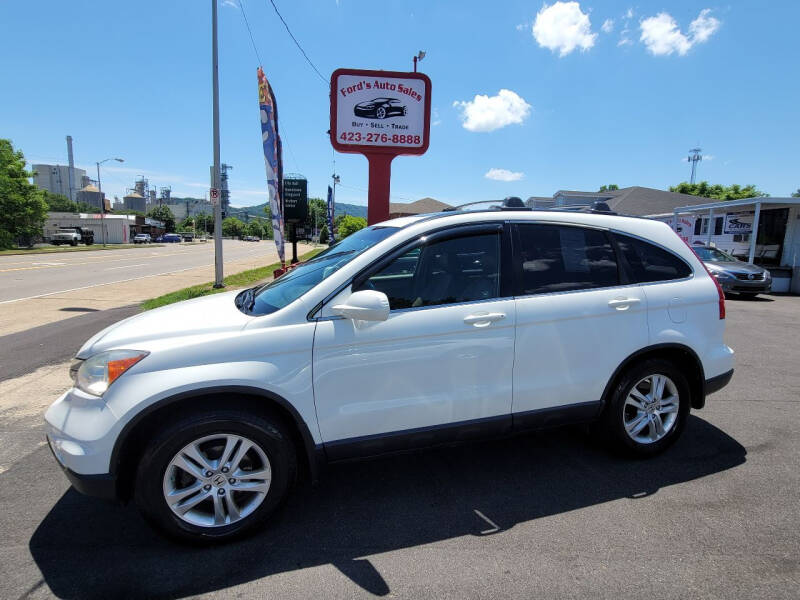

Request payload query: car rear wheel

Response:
[134,409,296,544]
[600,359,690,457]
[70,240,78,246]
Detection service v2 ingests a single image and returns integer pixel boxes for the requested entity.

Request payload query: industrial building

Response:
[44,213,165,244]
[122,191,147,213]
[75,184,107,212]
[32,164,88,199]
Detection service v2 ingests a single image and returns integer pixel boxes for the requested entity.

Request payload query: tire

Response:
[376,107,386,119]
[599,358,691,457]
[70,240,78,246]
[52,242,60,246]
[134,409,297,544]
[402,106,407,116]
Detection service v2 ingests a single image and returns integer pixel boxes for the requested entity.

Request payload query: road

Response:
[0,241,279,303]
[0,295,797,599]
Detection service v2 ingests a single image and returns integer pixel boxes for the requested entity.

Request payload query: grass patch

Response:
[141,248,323,311]
[0,243,164,256]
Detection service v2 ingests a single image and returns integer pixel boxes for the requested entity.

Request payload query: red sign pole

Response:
[366,154,394,224]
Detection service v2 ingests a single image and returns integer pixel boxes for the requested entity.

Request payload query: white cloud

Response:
[689,9,721,43]
[640,9,720,56]
[221,0,238,7]
[432,107,441,126]
[601,18,614,33]
[532,2,597,57]
[618,8,634,45]
[485,168,525,182]
[453,89,531,133]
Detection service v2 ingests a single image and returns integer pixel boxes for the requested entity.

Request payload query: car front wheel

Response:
[600,359,690,457]
[134,409,296,543]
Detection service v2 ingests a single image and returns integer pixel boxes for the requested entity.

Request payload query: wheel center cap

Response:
[211,474,226,487]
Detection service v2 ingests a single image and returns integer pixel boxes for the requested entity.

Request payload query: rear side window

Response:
[614,234,692,283]
[514,224,618,295]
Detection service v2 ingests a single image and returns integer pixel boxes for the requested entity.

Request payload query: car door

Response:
[312,223,516,459]
[511,222,649,426]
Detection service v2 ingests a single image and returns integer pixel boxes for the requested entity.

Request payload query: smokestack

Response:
[66,135,75,202]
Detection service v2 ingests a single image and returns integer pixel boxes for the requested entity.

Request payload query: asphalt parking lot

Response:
[0,295,797,599]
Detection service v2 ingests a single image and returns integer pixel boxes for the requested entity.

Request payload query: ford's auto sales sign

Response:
[330,68,431,156]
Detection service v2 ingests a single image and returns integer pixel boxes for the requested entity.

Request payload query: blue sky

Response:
[2,1,798,207]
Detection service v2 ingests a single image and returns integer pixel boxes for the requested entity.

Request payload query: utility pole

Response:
[687,148,702,184]
[211,0,223,288]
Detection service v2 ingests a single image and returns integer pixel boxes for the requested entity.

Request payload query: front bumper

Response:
[47,436,117,499]
[718,278,771,294]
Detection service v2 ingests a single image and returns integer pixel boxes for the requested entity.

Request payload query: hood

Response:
[705,260,767,275]
[76,291,251,358]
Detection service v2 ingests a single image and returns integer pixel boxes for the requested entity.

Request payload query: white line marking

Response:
[474,509,500,534]
[105,263,147,270]
[0,265,203,304]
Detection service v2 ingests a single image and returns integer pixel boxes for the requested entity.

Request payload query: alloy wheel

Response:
[162,433,272,528]
[622,374,680,444]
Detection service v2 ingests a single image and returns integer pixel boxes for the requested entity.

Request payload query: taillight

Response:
[683,240,726,319]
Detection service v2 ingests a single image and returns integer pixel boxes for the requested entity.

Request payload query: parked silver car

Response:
[694,246,771,297]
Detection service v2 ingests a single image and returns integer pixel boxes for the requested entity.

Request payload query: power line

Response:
[238,0,262,65]
[266,0,328,85]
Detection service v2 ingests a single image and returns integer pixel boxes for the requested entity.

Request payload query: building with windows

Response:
[31,164,88,199]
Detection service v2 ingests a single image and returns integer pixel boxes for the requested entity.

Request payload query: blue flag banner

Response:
[327,185,336,245]
[258,67,285,265]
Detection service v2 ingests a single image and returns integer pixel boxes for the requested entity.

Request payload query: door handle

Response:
[464,312,506,327]
[608,297,641,310]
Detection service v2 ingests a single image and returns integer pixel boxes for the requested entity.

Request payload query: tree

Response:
[41,190,97,214]
[670,181,768,200]
[222,216,245,238]
[337,215,367,239]
[599,184,619,192]
[791,189,800,198]
[246,221,264,239]
[319,224,329,244]
[147,205,176,232]
[0,139,48,248]
[306,197,326,233]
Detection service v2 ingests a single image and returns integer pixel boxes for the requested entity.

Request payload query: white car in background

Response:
[45,201,734,543]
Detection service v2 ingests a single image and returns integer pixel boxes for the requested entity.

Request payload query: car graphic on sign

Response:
[353,97,407,119]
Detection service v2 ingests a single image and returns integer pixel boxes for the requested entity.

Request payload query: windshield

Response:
[694,247,736,262]
[245,225,398,316]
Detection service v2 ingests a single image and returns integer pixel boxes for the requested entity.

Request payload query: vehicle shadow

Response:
[29,416,745,599]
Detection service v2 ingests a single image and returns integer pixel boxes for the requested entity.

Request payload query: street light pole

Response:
[211,0,224,288]
[95,157,124,246]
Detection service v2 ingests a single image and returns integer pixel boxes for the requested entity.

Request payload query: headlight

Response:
[76,350,148,396]
[711,270,734,280]
[763,270,772,280]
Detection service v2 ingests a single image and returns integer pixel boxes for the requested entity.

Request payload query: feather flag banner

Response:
[258,67,285,265]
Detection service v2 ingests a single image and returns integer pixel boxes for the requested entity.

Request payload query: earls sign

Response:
[330,68,431,224]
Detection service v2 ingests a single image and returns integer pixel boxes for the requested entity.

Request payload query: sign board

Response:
[331,69,431,156]
[210,188,219,205]
[724,211,754,235]
[282,178,308,222]
[330,68,432,225]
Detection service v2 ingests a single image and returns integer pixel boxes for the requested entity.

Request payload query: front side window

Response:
[514,224,618,295]
[356,233,501,310]
[246,226,398,315]
[614,234,692,283]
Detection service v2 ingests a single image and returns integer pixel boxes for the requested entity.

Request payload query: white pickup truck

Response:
[51,227,94,246]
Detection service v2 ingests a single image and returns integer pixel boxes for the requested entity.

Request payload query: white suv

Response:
[45,205,734,542]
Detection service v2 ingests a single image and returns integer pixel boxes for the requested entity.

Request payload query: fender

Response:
[109,385,323,484]
[599,343,707,410]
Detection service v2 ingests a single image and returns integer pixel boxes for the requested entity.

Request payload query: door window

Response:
[514,224,619,295]
[356,233,501,310]
[613,234,692,283]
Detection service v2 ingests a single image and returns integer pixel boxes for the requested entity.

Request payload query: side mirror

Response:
[332,290,390,322]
